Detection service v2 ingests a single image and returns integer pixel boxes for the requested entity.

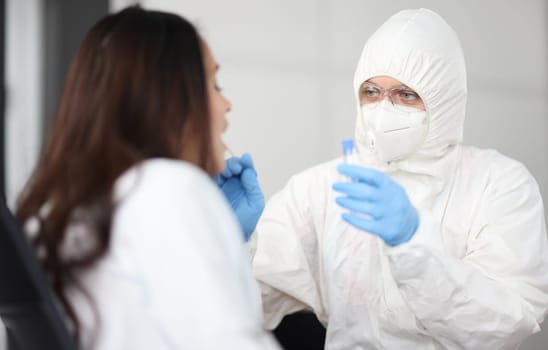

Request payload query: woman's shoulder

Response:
[111,158,235,235]
[110,158,240,255]
[114,158,219,203]
[118,158,207,184]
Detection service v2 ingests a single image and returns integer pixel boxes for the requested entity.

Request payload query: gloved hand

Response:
[215,153,265,241]
[332,164,419,246]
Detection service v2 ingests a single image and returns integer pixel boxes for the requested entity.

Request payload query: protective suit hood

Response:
[354,8,466,161]
[353,8,467,205]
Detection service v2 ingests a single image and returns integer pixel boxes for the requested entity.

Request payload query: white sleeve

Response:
[112,164,280,349]
[386,159,548,349]
[252,170,326,330]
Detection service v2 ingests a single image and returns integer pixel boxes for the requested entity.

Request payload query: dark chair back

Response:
[0,198,77,350]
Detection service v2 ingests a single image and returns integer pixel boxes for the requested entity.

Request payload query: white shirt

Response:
[66,159,279,349]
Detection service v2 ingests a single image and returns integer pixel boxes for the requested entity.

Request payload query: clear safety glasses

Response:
[359,82,425,111]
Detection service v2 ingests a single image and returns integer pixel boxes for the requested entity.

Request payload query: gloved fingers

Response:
[337,164,387,187]
[228,192,245,208]
[399,207,419,238]
[214,174,226,186]
[342,213,389,239]
[240,168,258,189]
[335,197,383,218]
[239,153,255,169]
[241,168,265,203]
[341,212,376,233]
[220,161,232,178]
[332,182,381,201]
[221,157,243,177]
[227,157,243,174]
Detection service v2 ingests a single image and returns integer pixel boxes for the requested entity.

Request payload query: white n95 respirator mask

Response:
[362,100,428,163]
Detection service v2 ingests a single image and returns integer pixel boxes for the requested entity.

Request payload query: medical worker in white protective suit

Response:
[242,8,548,349]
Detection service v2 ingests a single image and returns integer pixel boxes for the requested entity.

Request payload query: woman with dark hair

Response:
[15,6,279,349]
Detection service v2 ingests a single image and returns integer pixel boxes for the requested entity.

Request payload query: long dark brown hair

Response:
[15,6,214,339]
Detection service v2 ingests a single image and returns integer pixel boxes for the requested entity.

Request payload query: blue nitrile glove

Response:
[215,153,265,241]
[332,164,419,246]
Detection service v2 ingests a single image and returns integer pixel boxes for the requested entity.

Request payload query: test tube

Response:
[342,139,357,164]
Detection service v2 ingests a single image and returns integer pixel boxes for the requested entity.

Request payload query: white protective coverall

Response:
[251,8,548,349]
[58,159,280,350]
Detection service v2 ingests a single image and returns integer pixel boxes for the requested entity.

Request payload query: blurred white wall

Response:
[5,0,43,208]
[139,0,548,348]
